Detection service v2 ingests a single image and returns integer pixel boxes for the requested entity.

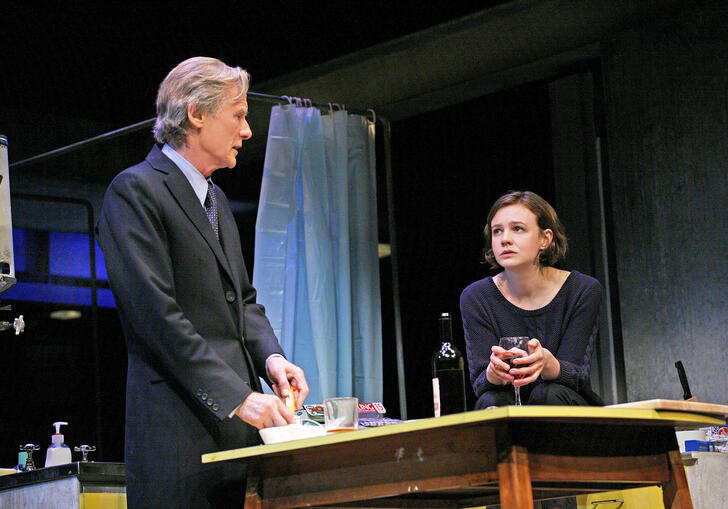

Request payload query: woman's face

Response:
[490,204,552,269]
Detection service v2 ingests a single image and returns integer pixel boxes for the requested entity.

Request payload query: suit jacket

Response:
[97,145,284,509]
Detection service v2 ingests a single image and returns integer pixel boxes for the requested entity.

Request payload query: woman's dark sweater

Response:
[460,271,603,403]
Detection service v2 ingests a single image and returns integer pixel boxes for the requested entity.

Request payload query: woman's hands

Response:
[486,343,526,386]
[486,339,561,387]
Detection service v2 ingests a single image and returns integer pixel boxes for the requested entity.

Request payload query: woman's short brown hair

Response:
[482,190,567,269]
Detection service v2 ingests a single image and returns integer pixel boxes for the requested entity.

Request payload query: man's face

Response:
[197,87,252,171]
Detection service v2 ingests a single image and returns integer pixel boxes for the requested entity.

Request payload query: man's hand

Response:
[235,392,296,429]
[267,356,310,410]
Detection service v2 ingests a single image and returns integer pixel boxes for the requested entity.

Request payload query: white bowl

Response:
[259,423,326,444]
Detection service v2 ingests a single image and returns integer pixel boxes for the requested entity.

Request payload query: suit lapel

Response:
[146,146,235,285]
[217,192,243,297]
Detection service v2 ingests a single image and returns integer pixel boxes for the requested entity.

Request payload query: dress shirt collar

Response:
[161,143,210,207]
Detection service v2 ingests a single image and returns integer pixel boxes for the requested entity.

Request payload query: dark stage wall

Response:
[384,1,728,415]
[602,2,728,405]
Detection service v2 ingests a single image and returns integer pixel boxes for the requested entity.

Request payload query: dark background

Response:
[0,1,498,165]
[1,0,726,468]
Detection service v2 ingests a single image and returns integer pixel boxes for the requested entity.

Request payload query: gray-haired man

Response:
[98,57,308,508]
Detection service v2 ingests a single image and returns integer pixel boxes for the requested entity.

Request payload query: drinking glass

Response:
[498,337,530,406]
[323,397,359,432]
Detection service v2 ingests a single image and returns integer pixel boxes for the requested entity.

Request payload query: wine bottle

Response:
[432,312,466,416]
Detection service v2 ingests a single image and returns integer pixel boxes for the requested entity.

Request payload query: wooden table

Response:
[202,406,724,509]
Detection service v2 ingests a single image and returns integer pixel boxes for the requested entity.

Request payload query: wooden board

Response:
[608,399,728,419]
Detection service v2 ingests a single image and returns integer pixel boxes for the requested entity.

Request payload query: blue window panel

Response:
[2,282,116,308]
[97,288,116,308]
[48,232,108,280]
[95,242,108,280]
[12,228,25,272]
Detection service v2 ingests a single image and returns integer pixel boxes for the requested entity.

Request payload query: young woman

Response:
[460,190,603,408]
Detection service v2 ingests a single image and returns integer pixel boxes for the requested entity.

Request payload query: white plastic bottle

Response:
[45,421,72,467]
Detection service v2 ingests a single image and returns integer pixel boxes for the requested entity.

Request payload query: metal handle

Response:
[74,445,96,462]
[0,315,24,334]
[14,315,24,335]
[19,444,40,470]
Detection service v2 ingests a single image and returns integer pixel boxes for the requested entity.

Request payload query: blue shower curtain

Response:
[253,103,382,404]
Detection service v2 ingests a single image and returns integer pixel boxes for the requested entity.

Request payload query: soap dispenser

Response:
[45,421,72,467]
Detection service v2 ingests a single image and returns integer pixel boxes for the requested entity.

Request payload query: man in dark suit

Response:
[97,57,309,508]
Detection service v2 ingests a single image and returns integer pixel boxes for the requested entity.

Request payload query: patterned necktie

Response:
[204,180,219,240]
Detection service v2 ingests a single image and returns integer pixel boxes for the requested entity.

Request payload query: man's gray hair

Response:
[153,57,250,147]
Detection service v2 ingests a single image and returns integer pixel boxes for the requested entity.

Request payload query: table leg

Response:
[244,460,263,509]
[498,444,534,509]
[662,450,693,509]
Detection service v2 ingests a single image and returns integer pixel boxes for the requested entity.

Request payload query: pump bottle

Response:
[45,421,72,467]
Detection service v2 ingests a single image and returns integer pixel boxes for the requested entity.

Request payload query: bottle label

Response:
[432,377,441,418]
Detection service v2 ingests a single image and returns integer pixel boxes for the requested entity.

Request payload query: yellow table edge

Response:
[202,406,723,464]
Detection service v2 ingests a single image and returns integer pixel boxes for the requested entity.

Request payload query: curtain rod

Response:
[247,91,374,118]
[9,92,375,169]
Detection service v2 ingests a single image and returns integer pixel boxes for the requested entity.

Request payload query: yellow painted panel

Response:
[577,486,664,508]
[80,492,127,509]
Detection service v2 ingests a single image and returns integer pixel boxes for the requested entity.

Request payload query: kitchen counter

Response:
[0,461,125,509]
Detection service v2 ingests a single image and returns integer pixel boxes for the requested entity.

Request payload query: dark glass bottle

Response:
[432,312,466,416]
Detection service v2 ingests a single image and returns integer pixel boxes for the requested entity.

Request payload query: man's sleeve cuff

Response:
[229,401,243,419]
[265,353,285,380]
